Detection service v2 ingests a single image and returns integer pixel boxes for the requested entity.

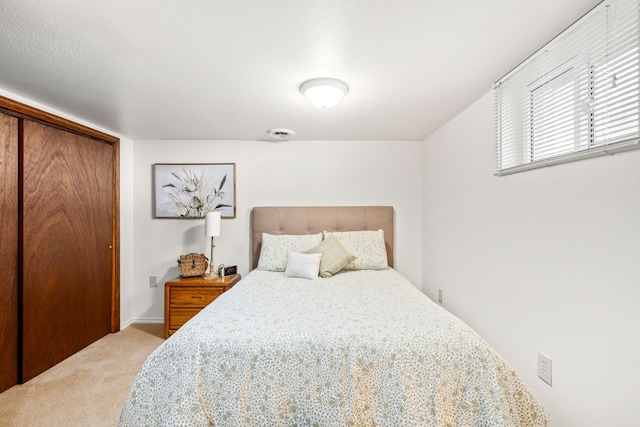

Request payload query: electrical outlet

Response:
[149,276,158,288]
[537,351,552,386]
[438,289,443,304]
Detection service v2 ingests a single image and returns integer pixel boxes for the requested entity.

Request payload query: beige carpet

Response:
[0,323,164,426]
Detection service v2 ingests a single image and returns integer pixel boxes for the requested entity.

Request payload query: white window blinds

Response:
[494,0,640,175]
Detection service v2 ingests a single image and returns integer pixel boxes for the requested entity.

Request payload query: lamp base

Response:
[204,273,220,280]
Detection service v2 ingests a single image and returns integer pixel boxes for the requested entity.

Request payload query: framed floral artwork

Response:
[154,163,236,218]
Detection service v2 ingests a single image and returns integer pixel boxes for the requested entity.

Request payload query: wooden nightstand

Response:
[164,274,241,338]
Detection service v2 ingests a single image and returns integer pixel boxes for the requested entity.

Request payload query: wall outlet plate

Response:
[538,351,552,386]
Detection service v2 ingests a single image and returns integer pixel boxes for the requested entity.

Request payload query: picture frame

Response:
[154,163,236,218]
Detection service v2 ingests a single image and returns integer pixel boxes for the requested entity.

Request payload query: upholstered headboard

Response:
[251,206,394,269]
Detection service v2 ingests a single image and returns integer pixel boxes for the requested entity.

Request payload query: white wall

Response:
[422,92,640,426]
[130,139,423,322]
[119,137,135,326]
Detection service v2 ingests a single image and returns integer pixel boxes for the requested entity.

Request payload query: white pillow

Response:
[323,229,388,270]
[257,232,323,272]
[284,252,321,279]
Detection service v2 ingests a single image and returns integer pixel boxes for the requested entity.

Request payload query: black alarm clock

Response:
[222,265,237,277]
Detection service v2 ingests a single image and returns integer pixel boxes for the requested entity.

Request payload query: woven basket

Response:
[177,253,209,277]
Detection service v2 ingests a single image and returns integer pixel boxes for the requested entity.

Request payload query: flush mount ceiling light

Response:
[300,78,349,109]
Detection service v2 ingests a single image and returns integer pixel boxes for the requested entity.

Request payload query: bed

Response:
[119,206,548,426]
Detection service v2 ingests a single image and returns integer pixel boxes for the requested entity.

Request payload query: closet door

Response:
[0,113,18,392]
[21,120,113,382]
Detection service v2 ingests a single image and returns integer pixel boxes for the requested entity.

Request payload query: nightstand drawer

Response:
[169,309,202,329]
[164,274,241,339]
[170,287,224,308]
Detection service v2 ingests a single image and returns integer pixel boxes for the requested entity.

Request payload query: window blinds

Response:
[494,0,640,175]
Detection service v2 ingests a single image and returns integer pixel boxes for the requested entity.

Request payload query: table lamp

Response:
[204,211,221,277]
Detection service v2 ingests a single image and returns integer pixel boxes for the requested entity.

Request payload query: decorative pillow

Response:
[284,252,321,279]
[257,232,323,272]
[323,229,388,270]
[305,234,357,278]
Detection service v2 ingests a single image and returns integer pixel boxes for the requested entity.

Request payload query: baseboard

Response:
[120,317,163,330]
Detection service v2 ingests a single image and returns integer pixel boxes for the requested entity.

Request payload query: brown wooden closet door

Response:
[21,120,113,382]
[0,113,19,392]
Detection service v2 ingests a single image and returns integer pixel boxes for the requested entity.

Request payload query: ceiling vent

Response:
[266,128,295,141]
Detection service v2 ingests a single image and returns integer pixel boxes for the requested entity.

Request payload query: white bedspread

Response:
[119,269,547,426]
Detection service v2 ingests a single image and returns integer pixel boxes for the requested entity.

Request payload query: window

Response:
[494,0,640,175]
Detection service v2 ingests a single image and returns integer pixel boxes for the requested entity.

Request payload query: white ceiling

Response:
[0,0,601,141]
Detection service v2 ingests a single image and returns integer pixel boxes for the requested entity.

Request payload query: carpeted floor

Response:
[0,323,164,426]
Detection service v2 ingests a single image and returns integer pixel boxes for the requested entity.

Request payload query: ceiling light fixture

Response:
[300,78,349,109]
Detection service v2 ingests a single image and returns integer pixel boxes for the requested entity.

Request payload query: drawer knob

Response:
[191,296,203,299]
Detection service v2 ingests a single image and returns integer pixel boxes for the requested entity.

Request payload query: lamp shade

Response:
[205,211,221,237]
[300,78,349,109]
